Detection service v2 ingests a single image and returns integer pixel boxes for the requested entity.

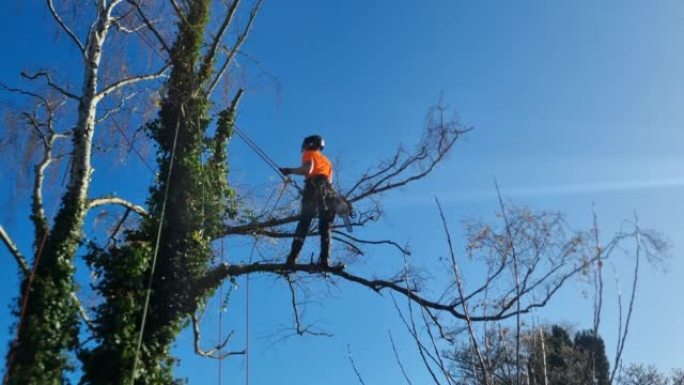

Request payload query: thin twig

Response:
[435,197,491,385]
[347,345,368,385]
[21,71,80,100]
[388,330,414,385]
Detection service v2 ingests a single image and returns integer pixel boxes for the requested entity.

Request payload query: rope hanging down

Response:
[129,105,184,385]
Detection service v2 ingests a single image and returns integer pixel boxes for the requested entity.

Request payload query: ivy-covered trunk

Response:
[80,1,239,383]
[5,4,113,384]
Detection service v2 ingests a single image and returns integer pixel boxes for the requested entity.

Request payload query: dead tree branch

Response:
[609,215,641,384]
[206,0,264,96]
[388,330,415,385]
[87,197,148,216]
[46,0,86,53]
[191,313,245,359]
[21,71,80,100]
[332,230,411,255]
[95,64,170,102]
[71,292,96,332]
[285,275,333,337]
[495,183,521,385]
[347,345,369,385]
[0,225,30,275]
[95,92,138,124]
[199,0,240,81]
[125,0,172,53]
[436,197,491,385]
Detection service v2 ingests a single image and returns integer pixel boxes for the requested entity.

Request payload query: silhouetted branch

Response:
[389,330,415,385]
[126,0,172,53]
[436,197,490,385]
[21,71,80,100]
[347,345,368,385]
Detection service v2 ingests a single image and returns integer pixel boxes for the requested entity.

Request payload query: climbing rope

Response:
[218,238,224,384]
[129,105,183,385]
[232,124,302,194]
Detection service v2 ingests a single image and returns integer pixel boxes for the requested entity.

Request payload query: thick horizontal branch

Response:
[87,197,148,216]
[201,260,582,323]
[95,64,170,101]
[0,225,30,275]
[21,71,80,100]
[220,215,299,236]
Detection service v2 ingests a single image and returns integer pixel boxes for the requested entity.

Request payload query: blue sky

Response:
[1,0,683,384]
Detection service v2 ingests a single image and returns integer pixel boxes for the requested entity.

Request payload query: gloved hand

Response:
[279,167,292,176]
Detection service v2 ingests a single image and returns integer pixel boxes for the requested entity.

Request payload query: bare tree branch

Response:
[46,0,86,53]
[199,0,240,81]
[347,345,368,385]
[191,313,245,359]
[87,197,148,216]
[206,0,264,96]
[436,197,491,385]
[71,292,96,332]
[388,330,415,385]
[332,230,411,255]
[285,275,333,337]
[609,216,641,384]
[95,92,138,124]
[0,225,30,275]
[125,0,172,53]
[168,0,186,21]
[95,64,170,101]
[21,71,80,100]
[495,183,521,385]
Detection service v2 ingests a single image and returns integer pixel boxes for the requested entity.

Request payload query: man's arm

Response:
[280,161,313,176]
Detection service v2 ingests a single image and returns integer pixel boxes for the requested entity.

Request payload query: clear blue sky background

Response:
[1,1,683,384]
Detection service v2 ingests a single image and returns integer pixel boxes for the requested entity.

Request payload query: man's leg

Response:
[318,202,335,267]
[287,215,312,265]
[287,187,316,265]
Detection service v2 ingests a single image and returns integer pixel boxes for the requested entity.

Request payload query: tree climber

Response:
[279,135,336,268]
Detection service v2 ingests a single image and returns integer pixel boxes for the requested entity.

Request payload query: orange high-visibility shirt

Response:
[301,150,333,182]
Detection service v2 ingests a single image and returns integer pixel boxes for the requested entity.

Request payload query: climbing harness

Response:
[231,125,354,233]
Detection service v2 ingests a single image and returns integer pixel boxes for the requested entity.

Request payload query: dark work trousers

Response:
[287,175,336,265]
